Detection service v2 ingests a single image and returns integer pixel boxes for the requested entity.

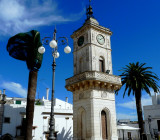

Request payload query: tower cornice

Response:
[71,18,112,39]
[65,71,122,92]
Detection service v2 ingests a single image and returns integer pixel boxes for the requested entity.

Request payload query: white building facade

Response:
[117,120,140,140]
[143,94,160,140]
[0,91,73,140]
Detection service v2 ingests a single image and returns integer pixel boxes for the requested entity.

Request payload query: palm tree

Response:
[116,62,159,140]
[7,30,43,140]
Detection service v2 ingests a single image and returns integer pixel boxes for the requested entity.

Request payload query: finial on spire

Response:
[53,25,57,40]
[86,0,94,19]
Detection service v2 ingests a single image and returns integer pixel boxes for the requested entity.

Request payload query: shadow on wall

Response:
[57,127,72,140]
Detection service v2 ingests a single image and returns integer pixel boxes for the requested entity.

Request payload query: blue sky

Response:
[0,0,160,121]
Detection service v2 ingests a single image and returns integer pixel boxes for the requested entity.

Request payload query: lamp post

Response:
[38,27,71,140]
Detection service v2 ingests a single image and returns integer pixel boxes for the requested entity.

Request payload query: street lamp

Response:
[38,27,71,140]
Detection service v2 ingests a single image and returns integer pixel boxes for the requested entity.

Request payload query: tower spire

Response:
[86,0,93,19]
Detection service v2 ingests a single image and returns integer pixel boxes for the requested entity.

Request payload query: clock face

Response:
[96,34,105,45]
[77,36,84,46]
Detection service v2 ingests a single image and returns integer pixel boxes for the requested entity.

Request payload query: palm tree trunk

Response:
[135,91,144,140]
[25,70,38,140]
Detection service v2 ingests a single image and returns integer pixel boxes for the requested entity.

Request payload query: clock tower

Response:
[66,2,122,140]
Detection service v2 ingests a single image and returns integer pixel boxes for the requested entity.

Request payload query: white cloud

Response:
[116,113,137,120]
[130,112,137,115]
[0,0,25,21]
[1,81,27,97]
[118,94,153,110]
[0,0,84,36]
[118,100,136,110]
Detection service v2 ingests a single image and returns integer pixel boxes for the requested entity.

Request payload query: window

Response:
[21,118,26,136]
[16,100,21,104]
[157,120,160,131]
[99,57,105,72]
[4,117,10,123]
[128,132,131,139]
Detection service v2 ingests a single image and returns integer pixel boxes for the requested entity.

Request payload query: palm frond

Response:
[7,30,43,71]
[117,62,160,98]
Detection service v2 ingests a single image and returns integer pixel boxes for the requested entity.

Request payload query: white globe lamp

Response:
[53,52,60,58]
[38,46,45,54]
[64,46,71,54]
[49,40,57,48]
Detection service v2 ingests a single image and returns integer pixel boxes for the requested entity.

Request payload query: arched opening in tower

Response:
[101,110,108,139]
[81,111,86,140]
